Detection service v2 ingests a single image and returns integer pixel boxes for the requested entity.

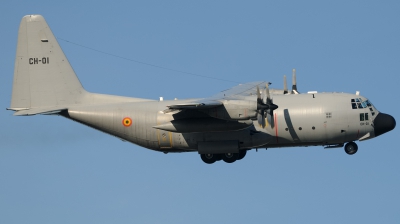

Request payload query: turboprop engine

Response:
[153,83,278,133]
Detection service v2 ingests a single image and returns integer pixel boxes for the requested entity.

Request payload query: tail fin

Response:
[10,15,85,111]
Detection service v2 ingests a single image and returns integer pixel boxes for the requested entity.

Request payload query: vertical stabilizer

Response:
[10,15,85,110]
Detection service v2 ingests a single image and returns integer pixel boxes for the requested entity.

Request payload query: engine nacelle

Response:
[200,100,258,120]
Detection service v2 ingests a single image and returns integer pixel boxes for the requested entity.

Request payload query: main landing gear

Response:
[344,142,358,155]
[200,150,247,164]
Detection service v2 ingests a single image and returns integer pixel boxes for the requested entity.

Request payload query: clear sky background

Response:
[1,1,399,223]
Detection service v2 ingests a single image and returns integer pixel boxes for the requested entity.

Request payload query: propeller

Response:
[257,83,278,128]
[291,69,299,94]
[282,69,299,95]
[283,75,288,94]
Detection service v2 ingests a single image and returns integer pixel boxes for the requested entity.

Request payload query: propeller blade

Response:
[257,111,266,127]
[283,75,288,94]
[292,69,299,94]
[267,110,275,128]
[257,83,278,128]
[262,86,267,104]
[257,85,269,110]
[266,83,271,104]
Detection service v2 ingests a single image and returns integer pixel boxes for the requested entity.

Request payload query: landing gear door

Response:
[157,130,173,149]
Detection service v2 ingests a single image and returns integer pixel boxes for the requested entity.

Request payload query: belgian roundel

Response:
[122,117,132,127]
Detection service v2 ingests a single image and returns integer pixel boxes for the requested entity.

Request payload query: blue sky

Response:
[1,1,399,223]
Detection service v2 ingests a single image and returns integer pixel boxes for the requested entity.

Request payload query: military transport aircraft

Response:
[8,15,396,164]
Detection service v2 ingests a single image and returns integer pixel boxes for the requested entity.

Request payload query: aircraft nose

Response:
[374,113,396,137]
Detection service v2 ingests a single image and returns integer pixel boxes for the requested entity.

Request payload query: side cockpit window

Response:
[351,99,357,109]
[366,100,375,116]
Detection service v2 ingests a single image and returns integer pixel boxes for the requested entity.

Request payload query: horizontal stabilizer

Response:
[10,107,67,116]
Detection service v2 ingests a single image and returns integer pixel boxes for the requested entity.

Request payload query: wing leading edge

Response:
[166,81,268,111]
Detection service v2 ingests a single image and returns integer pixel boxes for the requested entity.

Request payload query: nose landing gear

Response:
[344,142,358,155]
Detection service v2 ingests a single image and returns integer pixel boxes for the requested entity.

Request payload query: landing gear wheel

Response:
[215,154,222,161]
[237,150,247,160]
[222,153,238,163]
[201,153,217,164]
[344,142,358,155]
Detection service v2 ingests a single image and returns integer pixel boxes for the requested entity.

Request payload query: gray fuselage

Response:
[65,92,376,152]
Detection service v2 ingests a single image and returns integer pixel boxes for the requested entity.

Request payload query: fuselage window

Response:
[360,113,365,121]
[365,113,369,120]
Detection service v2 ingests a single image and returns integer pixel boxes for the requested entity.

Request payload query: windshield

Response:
[350,98,377,116]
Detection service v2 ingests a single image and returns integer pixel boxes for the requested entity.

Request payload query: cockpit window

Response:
[351,98,376,116]
[351,98,370,110]
[361,101,367,108]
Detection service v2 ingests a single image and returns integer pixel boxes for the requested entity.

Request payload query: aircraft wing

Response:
[166,81,268,111]
[167,100,223,110]
[208,81,268,100]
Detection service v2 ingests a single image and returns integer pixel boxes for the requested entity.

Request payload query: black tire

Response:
[344,142,358,155]
[237,150,247,160]
[201,153,217,164]
[215,154,222,161]
[222,153,238,163]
